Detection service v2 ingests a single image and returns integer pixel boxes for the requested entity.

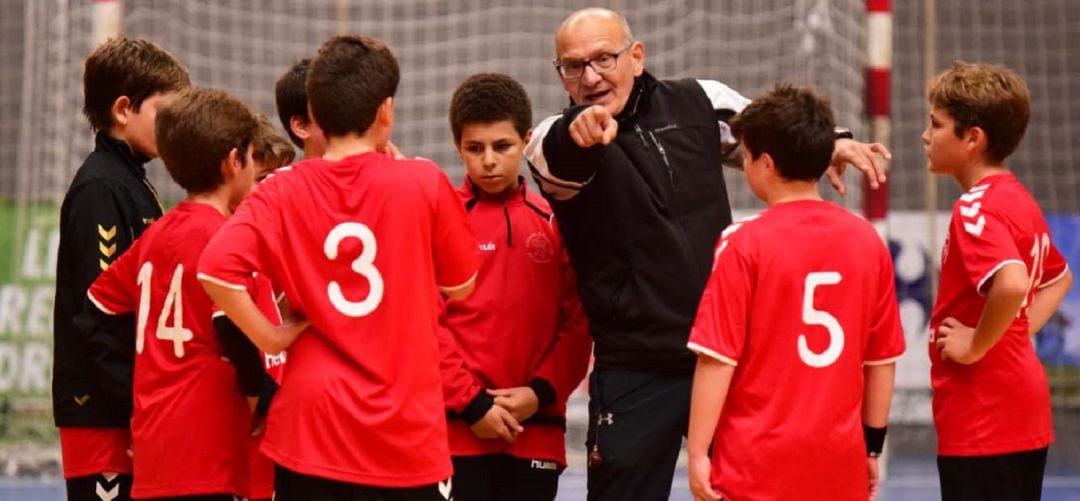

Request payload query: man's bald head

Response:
[556,8,634,56]
[552,8,645,116]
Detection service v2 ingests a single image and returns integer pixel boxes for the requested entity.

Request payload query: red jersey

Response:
[197,153,478,487]
[441,179,591,465]
[688,200,905,501]
[930,173,1067,456]
[87,202,250,498]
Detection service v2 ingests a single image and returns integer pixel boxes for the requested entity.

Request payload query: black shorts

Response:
[65,473,132,501]
[274,465,452,501]
[938,447,1048,501]
[452,453,561,501]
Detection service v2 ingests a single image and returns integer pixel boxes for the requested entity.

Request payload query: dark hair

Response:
[274,58,311,147]
[156,88,259,194]
[307,35,399,138]
[927,61,1030,163]
[82,35,190,131]
[729,83,836,181]
[252,113,297,170]
[449,73,533,144]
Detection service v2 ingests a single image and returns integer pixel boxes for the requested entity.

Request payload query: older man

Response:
[525,8,890,500]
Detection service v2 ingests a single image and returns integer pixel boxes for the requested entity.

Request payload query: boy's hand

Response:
[689,454,722,501]
[937,317,983,364]
[569,105,619,148]
[469,405,523,443]
[488,387,539,422]
[826,139,892,195]
[867,456,880,500]
[383,141,405,159]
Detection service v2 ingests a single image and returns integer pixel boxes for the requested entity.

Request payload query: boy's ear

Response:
[761,152,776,177]
[110,96,133,127]
[523,128,533,145]
[377,97,394,128]
[221,147,243,179]
[290,115,312,141]
[965,126,988,155]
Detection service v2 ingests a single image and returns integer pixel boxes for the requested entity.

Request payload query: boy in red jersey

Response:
[685,84,905,501]
[924,62,1072,501]
[440,73,591,500]
[197,35,478,501]
[86,87,305,500]
[273,58,327,160]
[210,115,296,501]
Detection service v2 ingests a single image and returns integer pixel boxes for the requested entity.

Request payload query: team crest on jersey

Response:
[526,232,554,263]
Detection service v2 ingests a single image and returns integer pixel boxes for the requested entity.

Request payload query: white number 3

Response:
[324,222,384,317]
[798,272,845,368]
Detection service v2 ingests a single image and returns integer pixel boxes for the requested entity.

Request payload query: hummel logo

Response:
[959,202,981,218]
[95,481,118,501]
[959,184,989,203]
[530,459,559,470]
[963,215,986,237]
[479,242,496,252]
[438,478,452,500]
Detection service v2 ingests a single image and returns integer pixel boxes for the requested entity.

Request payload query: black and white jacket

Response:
[526,71,749,373]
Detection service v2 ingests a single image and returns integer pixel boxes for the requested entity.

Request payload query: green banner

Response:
[0,202,59,441]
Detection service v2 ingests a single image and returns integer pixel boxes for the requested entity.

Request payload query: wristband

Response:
[864,424,887,456]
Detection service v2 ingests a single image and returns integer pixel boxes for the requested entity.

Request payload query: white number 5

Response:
[324,222,384,317]
[798,272,844,368]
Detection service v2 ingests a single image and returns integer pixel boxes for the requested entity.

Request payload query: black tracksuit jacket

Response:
[52,132,163,427]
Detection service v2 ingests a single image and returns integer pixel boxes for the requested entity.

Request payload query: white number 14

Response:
[136,262,194,358]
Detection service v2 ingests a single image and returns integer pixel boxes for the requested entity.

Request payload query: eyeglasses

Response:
[553,43,634,80]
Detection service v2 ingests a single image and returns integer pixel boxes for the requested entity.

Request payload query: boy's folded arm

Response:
[1027,268,1072,335]
[966,263,1030,359]
[214,314,271,396]
[200,280,306,355]
[434,305,487,417]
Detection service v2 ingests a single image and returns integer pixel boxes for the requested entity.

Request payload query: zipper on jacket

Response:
[634,123,650,150]
[648,130,673,183]
[502,200,513,246]
[142,178,164,214]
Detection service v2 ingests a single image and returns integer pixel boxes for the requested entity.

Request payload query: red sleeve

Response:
[435,298,485,413]
[533,245,592,405]
[687,232,753,365]
[952,206,1024,294]
[864,242,906,365]
[87,236,142,315]
[431,172,478,293]
[198,184,278,292]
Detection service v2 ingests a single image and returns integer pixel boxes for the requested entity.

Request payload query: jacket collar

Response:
[95,131,151,179]
[567,70,656,121]
[464,175,528,206]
